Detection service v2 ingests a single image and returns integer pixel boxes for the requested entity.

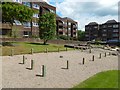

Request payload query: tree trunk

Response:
[43,39,47,45]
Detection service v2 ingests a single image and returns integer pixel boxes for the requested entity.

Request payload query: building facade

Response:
[85,22,99,41]
[56,16,78,40]
[1,1,78,39]
[85,20,120,41]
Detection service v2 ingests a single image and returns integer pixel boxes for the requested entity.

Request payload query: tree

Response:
[39,12,56,45]
[78,30,85,41]
[2,2,35,24]
[2,2,35,37]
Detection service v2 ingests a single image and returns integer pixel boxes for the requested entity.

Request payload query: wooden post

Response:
[46,48,48,53]
[92,55,94,61]
[61,60,69,69]
[105,52,106,57]
[58,48,60,52]
[31,48,33,54]
[23,55,25,64]
[81,48,83,52]
[89,49,91,53]
[66,60,69,69]
[83,58,85,64]
[31,60,33,70]
[26,60,33,70]
[99,53,101,59]
[19,55,25,64]
[66,47,68,51]
[36,65,45,77]
[11,49,14,56]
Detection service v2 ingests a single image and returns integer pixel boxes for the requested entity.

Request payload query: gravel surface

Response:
[1,48,118,88]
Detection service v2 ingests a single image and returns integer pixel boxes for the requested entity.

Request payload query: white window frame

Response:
[33,4,39,9]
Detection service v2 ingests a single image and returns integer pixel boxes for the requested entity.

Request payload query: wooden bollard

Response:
[19,55,25,64]
[26,60,33,70]
[58,48,60,52]
[105,52,106,57]
[36,65,45,77]
[11,49,14,56]
[92,55,94,61]
[89,49,91,53]
[46,48,48,53]
[83,58,85,64]
[66,47,68,51]
[31,48,33,54]
[99,53,101,59]
[61,60,69,69]
[22,55,25,64]
[66,60,69,69]
[81,48,83,52]
[73,47,75,50]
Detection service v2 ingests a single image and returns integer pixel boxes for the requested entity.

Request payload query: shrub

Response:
[2,42,13,46]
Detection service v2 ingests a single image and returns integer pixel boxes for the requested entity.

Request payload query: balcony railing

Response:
[2,23,12,29]
[58,23,63,26]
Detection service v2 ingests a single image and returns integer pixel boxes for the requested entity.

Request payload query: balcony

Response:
[73,25,77,28]
[73,30,76,32]
[59,29,63,32]
[58,23,63,26]
[2,23,12,29]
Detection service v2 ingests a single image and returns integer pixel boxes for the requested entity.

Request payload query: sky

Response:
[45,0,119,31]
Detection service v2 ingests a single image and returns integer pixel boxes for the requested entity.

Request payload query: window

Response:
[33,14,39,18]
[108,25,112,27]
[113,29,118,32]
[103,29,107,32]
[102,34,107,36]
[14,20,22,25]
[50,9,55,13]
[113,24,118,28]
[94,26,98,29]
[32,22,39,27]
[15,0,22,3]
[113,34,118,37]
[103,25,106,28]
[33,4,39,9]
[23,2,31,7]
[85,34,89,37]
[23,22,31,28]
[68,22,71,25]
[94,34,98,36]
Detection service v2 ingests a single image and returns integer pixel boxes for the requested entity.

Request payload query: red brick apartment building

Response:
[85,20,120,41]
[56,15,78,40]
[1,0,78,39]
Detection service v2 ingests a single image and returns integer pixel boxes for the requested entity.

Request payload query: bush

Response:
[58,35,71,40]
[2,42,13,46]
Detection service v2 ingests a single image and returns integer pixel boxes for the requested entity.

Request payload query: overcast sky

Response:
[46,0,119,31]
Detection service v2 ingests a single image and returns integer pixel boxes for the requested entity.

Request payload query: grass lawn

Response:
[71,70,119,89]
[1,42,73,56]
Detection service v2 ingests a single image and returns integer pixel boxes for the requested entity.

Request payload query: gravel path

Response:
[2,48,118,88]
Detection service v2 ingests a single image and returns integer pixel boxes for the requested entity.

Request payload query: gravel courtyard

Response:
[1,48,119,88]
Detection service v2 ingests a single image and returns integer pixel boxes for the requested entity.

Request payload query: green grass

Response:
[1,42,73,56]
[72,70,119,89]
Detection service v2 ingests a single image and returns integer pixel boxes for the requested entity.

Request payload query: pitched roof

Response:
[105,20,117,24]
[88,22,98,25]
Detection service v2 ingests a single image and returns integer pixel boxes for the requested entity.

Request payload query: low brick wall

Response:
[0,38,86,45]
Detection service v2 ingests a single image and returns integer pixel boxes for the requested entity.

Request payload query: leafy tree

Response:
[2,2,35,37]
[39,12,56,45]
[2,2,35,24]
[78,30,85,41]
